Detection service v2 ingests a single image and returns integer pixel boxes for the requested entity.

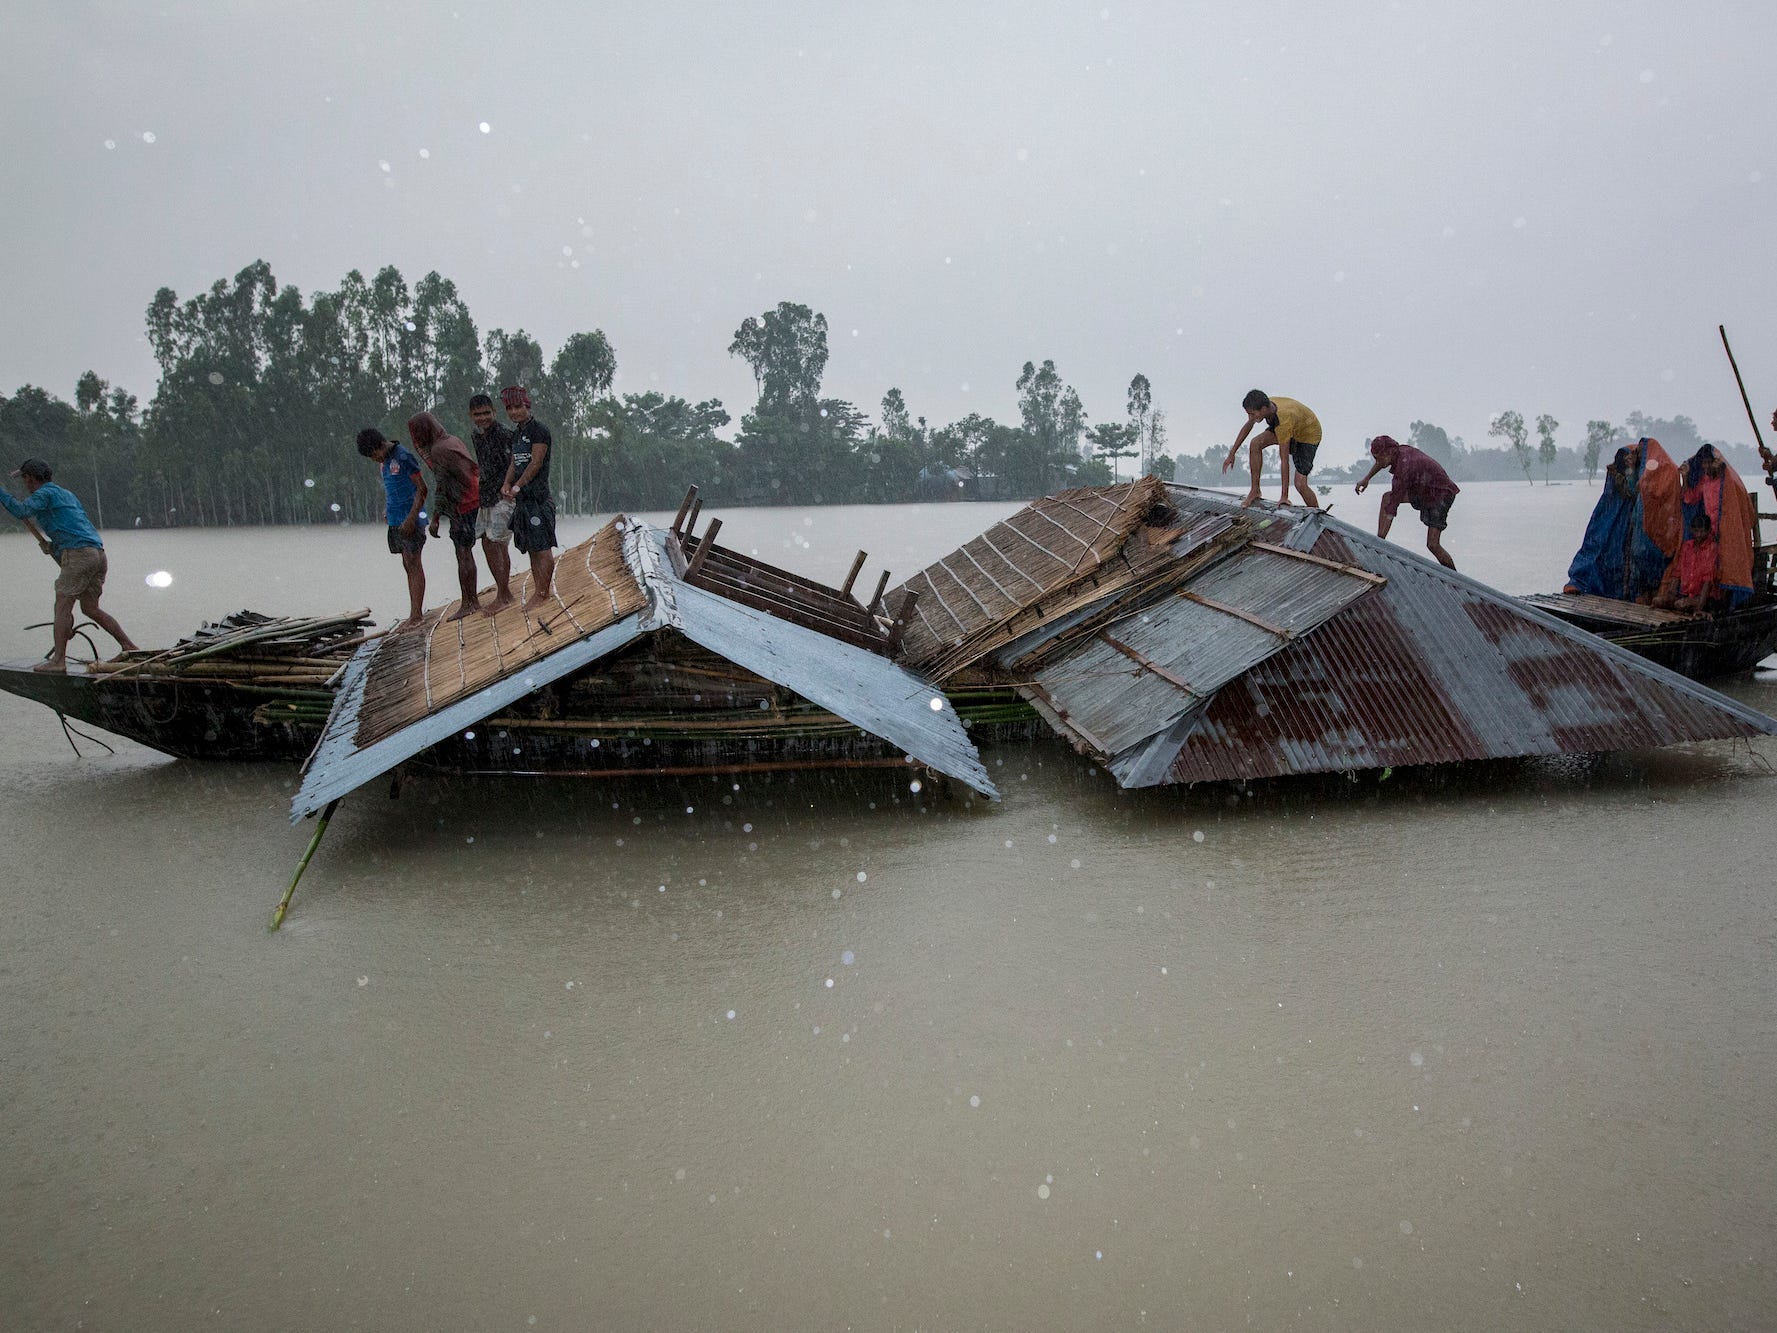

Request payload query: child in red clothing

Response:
[1654,511,1719,613]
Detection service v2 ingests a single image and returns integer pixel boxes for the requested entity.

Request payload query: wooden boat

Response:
[1518,592,1777,679]
[0,610,369,760]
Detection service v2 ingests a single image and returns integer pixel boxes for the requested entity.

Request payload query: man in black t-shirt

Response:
[468,393,517,613]
[499,384,558,611]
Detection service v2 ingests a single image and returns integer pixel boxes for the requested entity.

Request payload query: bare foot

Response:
[447,603,481,622]
[481,594,515,618]
[522,594,551,612]
[397,615,425,632]
[32,658,68,674]
[1240,491,1262,507]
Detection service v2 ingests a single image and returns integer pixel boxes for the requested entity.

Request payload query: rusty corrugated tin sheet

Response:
[1151,487,1777,784]
[1013,542,1383,761]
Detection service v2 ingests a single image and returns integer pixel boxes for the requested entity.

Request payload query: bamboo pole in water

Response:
[270,799,340,932]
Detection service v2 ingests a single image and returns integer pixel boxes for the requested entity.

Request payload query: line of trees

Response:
[1,259,1767,527]
[0,262,1178,528]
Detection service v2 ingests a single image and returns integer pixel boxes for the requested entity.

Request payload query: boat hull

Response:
[1520,597,1777,679]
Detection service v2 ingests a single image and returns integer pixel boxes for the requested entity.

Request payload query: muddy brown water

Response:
[3,483,1775,1330]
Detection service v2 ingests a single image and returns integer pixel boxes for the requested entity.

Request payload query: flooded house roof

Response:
[291,516,996,820]
[888,475,1171,677]
[902,483,1777,786]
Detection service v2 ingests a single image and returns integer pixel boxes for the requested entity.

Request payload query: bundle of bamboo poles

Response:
[87,609,377,689]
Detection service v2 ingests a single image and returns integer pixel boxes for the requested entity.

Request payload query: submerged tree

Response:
[1490,410,1531,484]
[1535,413,1559,484]
[1582,419,1614,484]
[1086,421,1139,481]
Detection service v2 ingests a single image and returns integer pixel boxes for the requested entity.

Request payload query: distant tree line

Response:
[0,259,1766,527]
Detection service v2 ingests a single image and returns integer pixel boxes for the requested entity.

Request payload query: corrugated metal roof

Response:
[290,519,997,820]
[1015,543,1381,761]
[667,575,997,799]
[1150,486,1777,783]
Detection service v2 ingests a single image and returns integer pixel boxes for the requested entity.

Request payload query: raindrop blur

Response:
[303,478,315,488]
[207,371,224,385]
[478,121,491,133]
[141,131,156,144]
[144,570,173,589]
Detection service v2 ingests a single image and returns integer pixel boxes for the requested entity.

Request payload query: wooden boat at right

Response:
[1519,592,1777,679]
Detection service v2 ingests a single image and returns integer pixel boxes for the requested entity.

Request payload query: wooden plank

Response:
[1021,680,1111,755]
[685,518,722,579]
[1097,631,1199,698]
[840,550,868,597]
[671,485,698,535]
[686,573,887,652]
[1177,589,1290,638]
[1249,540,1388,585]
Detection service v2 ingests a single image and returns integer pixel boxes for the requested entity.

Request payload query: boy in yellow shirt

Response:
[1222,389,1322,509]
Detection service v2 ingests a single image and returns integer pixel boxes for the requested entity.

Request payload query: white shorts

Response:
[475,498,515,543]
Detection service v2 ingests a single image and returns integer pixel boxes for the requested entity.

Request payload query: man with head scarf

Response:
[1355,434,1460,570]
[498,385,558,611]
[408,411,483,621]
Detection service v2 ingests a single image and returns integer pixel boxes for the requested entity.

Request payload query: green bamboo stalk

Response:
[270,799,340,932]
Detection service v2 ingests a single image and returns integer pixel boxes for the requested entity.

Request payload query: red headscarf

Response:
[1369,435,1400,462]
[500,385,531,410]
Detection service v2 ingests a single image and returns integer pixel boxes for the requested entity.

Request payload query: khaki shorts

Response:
[476,498,516,543]
[54,546,107,599]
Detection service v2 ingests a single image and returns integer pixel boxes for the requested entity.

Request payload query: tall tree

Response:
[1126,373,1153,471]
[1407,420,1456,470]
[1490,410,1531,484]
[1086,421,1139,481]
[1535,413,1559,484]
[728,303,829,408]
[1143,410,1173,479]
[1583,419,1615,484]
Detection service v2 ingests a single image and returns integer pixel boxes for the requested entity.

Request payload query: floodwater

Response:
[3,481,1775,1331]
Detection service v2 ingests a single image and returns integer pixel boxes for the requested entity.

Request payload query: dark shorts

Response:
[1415,495,1455,531]
[447,507,478,550]
[513,496,558,554]
[1287,438,1319,477]
[387,524,426,556]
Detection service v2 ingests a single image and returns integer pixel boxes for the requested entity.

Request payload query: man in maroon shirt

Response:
[1355,434,1460,570]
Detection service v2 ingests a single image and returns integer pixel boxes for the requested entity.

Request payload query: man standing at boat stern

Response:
[2,458,139,672]
[1223,390,1322,509]
[1355,434,1460,570]
[356,426,429,629]
[499,385,558,612]
[469,393,517,613]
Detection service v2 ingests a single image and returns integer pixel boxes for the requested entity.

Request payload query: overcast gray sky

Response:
[6,0,1775,466]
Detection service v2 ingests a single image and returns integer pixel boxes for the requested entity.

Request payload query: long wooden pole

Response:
[1719,326,1776,562]
[270,799,339,931]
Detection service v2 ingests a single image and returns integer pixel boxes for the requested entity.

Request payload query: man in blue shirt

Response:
[356,427,429,629]
[1,457,138,672]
